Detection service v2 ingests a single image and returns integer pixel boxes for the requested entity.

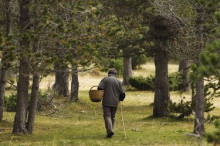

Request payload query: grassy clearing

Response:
[0,62,219,145]
[132,59,179,77]
[0,90,219,145]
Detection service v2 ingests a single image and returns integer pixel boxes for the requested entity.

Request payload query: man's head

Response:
[108,69,117,76]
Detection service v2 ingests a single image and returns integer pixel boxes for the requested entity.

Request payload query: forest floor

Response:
[0,61,219,146]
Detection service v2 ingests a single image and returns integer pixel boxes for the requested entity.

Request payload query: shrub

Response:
[129,76,155,90]
[4,94,17,112]
[109,59,123,76]
[37,90,49,111]
[169,92,215,119]
[132,54,148,70]
[168,72,184,91]
[206,119,220,145]
[129,72,183,91]
[101,58,123,76]
[4,90,49,112]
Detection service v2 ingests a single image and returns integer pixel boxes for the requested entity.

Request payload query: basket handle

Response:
[90,85,99,91]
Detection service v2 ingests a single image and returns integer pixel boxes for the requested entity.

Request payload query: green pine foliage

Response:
[0,33,17,68]
[204,10,220,145]
[169,92,215,119]
[94,0,153,64]
[190,10,220,104]
[199,40,220,77]
[169,72,184,91]
[22,0,104,77]
[169,98,192,119]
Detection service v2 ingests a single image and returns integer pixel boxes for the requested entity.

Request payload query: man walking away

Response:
[98,69,126,138]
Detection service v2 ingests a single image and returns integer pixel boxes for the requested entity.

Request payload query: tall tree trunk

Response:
[123,56,132,85]
[178,60,185,72]
[13,58,30,134]
[194,77,204,134]
[27,73,39,134]
[70,68,79,102]
[0,0,11,121]
[27,0,40,132]
[179,60,191,92]
[194,7,205,135]
[13,0,31,134]
[53,63,69,97]
[153,47,170,117]
[0,66,7,121]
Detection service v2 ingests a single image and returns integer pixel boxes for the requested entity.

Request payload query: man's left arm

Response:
[98,78,105,90]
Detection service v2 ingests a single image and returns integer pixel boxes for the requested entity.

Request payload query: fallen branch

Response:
[184,132,200,138]
[40,97,69,116]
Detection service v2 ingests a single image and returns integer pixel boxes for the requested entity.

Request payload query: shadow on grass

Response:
[123,104,151,112]
[141,114,194,123]
[0,119,13,127]
[0,126,107,144]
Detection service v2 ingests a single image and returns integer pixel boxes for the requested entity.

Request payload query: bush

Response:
[37,90,49,111]
[168,98,192,119]
[206,119,220,145]
[169,92,215,119]
[101,58,123,76]
[129,72,183,91]
[109,59,123,76]
[129,75,155,90]
[4,90,49,112]
[4,94,17,112]
[132,54,148,70]
[168,72,184,91]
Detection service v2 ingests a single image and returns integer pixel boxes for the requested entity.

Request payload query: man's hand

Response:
[119,93,125,101]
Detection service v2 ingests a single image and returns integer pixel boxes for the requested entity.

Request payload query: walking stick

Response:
[119,102,127,139]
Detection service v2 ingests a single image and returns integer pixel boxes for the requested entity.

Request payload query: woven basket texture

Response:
[89,86,104,102]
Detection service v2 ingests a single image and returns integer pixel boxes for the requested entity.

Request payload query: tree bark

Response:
[123,56,132,85]
[179,60,191,92]
[13,0,31,134]
[178,60,184,72]
[13,58,30,134]
[53,63,69,97]
[194,76,204,135]
[27,73,39,134]
[70,68,79,102]
[27,0,40,132]
[153,46,170,117]
[193,7,205,136]
[0,0,11,121]
[0,66,7,121]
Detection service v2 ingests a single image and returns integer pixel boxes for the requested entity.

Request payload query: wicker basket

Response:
[89,86,104,102]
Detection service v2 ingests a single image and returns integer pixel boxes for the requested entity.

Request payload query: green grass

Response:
[0,62,218,145]
[0,90,218,146]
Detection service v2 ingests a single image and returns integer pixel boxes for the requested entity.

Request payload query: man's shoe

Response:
[106,132,114,138]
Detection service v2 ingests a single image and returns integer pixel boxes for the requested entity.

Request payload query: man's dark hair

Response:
[108,69,117,75]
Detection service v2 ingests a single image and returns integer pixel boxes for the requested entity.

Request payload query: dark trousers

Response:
[103,106,117,135]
